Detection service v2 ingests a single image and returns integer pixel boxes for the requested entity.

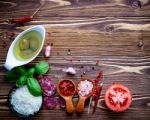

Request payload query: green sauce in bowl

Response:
[13,30,42,61]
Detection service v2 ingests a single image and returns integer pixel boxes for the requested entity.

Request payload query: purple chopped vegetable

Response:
[44,96,58,109]
[37,76,56,96]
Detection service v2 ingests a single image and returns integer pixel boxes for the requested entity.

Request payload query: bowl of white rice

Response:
[8,85,43,118]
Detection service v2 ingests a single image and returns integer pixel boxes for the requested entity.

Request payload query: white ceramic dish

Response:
[4,25,46,71]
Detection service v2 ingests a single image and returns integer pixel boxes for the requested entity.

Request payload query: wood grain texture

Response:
[0,0,150,120]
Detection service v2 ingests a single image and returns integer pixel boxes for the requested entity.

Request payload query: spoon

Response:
[4,25,45,70]
[57,79,76,113]
[76,77,95,113]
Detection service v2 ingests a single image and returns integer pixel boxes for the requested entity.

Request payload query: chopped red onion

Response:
[44,96,58,109]
[37,76,56,96]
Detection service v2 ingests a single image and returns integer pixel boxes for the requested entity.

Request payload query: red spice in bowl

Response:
[58,80,75,96]
[57,80,76,113]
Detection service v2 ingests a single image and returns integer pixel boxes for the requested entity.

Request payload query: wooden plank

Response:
[0,94,150,119]
[0,0,150,120]
[0,0,150,18]
[1,25,150,56]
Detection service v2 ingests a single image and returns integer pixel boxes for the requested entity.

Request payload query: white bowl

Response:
[4,25,46,71]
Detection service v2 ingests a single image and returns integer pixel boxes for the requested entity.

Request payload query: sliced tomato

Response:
[104,84,132,112]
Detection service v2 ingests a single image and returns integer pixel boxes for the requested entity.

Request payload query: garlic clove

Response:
[65,67,76,75]
[45,45,51,57]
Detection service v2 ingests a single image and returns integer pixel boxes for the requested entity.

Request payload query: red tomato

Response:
[104,84,132,112]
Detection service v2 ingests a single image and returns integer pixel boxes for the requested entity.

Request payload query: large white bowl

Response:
[4,25,46,71]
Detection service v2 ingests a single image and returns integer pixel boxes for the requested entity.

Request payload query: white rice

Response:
[10,85,42,116]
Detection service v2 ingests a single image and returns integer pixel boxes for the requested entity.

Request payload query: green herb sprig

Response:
[4,61,49,96]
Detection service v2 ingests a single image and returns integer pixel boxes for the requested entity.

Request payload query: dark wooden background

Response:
[0,0,150,120]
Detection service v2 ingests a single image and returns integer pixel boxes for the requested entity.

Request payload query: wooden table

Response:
[0,0,150,120]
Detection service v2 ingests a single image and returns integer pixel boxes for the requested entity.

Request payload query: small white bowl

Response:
[4,25,46,71]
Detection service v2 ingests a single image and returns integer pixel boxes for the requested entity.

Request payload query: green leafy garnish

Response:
[27,77,42,96]
[25,67,35,77]
[4,67,25,82]
[4,61,49,96]
[35,61,49,75]
[13,66,26,75]
[16,75,27,87]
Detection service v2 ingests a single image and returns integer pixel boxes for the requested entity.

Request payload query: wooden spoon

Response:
[57,79,76,113]
[76,77,95,113]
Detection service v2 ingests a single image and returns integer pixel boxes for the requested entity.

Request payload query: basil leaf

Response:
[4,66,26,83]
[16,76,27,87]
[14,66,26,75]
[4,70,21,83]
[26,67,35,77]
[35,61,49,75]
[27,77,42,96]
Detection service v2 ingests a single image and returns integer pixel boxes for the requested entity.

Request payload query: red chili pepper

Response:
[92,71,103,114]
[95,71,103,85]
[9,16,33,24]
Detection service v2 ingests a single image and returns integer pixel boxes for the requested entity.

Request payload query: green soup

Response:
[14,30,42,61]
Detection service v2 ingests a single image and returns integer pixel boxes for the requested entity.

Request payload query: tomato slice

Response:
[104,84,132,112]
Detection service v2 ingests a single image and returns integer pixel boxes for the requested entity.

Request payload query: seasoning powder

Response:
[10,86,42,116]
[78,80,93,97]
